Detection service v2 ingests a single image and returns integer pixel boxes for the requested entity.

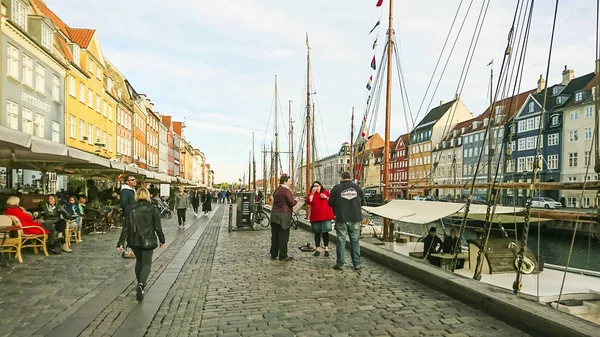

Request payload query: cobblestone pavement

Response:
[1,204,532,337]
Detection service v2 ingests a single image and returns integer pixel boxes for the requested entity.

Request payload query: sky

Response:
[45,0,597,184]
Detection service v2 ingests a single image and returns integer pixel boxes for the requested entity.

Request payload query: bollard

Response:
[228,204,233,233]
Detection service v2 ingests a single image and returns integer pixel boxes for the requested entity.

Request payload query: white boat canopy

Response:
[362,200,524,224]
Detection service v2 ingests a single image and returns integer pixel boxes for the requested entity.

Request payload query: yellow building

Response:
[35,0,116,158]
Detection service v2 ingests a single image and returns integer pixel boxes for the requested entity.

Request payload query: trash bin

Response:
[236,192,255,228]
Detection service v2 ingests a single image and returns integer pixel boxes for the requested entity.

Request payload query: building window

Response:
[525,156,534,171]
[35,63,45,94]
[52,75,60,102]
[569,130,579,142]
[22,54,32,87]
[583,197,591,208]
[567,197,578,208]
[585,127,592,140]
[518,157,526,172]
[79,83,85,103]
[102,131,106,148]
[548,133,559,146]
[7,43,19,80]
[569,152,578,167]
[550,115,559,126]
[34,114,44,137]
[41,24,53,52]
[69,76,76,97]
[11,0,27,29]
[69,115,75,138]
[88,124,93,144]
[547,154,558,170]
[108,134,112,152]
[102,100,107,117]
[79,119,85,141]
[585,106,594,118]
[585,151,591,166]
[108,105,113,121]
[569,111,579,120]
[6,101,19,130]
[22,108,32,134]
[575,92,583,101]
[88,89,93,108]
[96,95,101,112]
[96,66,101,80]
[528,102,534,112]
[72,44,80,66]
[506,159,514,173]
[51,121,59,142]
[88,59,94,73]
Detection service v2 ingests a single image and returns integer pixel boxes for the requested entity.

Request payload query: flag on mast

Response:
[487,59,493,66]
[376,0,384,7]
[366,76,373,90]
[369,20,380,34]
[371,56,376,70]
[372,37,378,50]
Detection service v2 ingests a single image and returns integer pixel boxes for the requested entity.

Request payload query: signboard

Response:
[236,192,255,228]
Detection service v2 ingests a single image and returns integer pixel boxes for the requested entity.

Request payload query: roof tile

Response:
[67,28,95,48]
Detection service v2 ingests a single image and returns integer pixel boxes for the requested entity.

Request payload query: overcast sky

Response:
[46,0,597,183]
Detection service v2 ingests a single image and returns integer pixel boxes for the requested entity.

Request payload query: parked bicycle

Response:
[254,198,270,228]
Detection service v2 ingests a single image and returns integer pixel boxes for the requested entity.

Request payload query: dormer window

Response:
[550,115,559,126]
[556,96,564,105]
[11,0,27,30]
[553,86,561,95]
[41,24,53,52]
[528,102,534,112]
[575,91,583,101]
[71,44,80,66]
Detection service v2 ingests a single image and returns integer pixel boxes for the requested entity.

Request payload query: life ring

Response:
[515,256,535,274]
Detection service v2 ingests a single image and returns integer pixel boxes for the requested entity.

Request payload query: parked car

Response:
[530,197,562,209]
[412,195,426,201]
[471,196,487,204]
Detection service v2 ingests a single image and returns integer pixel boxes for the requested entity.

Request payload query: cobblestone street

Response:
[0,204,531,337]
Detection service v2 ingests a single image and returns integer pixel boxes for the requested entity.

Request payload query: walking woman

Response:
[201,189,212,216]
[306,181,334,257]
[117,187,165,301]
[174,186,189,228]
[191,191,200,216]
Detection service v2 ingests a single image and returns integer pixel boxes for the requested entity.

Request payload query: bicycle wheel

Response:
[258,211,270,228]
[291,212,299,230]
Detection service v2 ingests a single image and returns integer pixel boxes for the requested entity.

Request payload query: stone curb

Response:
[265,206,598,337]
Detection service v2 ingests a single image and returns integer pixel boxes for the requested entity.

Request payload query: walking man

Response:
[270,175,297,261]
[329,172,365,271]
[120,175,137,215]
[174,186,189,229]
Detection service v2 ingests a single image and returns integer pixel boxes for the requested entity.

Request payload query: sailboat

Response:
[357,0,600,325]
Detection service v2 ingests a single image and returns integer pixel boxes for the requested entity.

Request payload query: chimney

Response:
[562,65,574,85]
[440,100,444,106]
[537,74,545,93]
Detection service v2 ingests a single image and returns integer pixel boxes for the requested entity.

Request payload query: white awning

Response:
[363,200,524,224]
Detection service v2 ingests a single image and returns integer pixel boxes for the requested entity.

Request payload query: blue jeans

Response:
[335,221,361,267]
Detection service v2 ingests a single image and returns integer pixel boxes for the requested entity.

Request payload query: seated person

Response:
[423,226,442,267]
[4,196,59,254]
[41,195,72,253]
[64,196,83,243]
[442,228,465,269]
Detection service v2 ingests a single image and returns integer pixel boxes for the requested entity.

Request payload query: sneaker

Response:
[333,264,344,270]
[61,244,72,253]
[178,225,183,229]
[77,239,83,243]
[136,283,145,301]
[354,265,361,271]
[314,251,321,257]
[324,251,330,257]
[270,256,278,260]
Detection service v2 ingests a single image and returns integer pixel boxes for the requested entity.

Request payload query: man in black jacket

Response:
[423,227,442,266]
[328,172,365,271]
[120,175,137,215]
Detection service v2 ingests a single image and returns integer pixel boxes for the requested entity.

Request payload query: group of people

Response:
[269,172,366,270]
[423,227,464,268]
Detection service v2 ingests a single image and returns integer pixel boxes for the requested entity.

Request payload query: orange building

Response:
[173,121,184,178]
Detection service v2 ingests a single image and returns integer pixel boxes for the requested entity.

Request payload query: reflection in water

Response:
[369,216,600,272]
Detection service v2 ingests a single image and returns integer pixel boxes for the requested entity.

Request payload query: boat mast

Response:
[486,65,494,189]
[252,132,256,191]
[263,144,268,202]
[289,100,295,192]
[248,151,251,188]
[382,0,394,241]
[306,33,312,217]
[312,103,316,182]
[274,75,280,182]
[350,107,355,178]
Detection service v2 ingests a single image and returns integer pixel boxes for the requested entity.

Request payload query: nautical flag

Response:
[372,37,378,50]
[369,21,380,34]
[487,59,493,66]
[371,56,376,70]
[366,76,373,90]
[376,0,384,7]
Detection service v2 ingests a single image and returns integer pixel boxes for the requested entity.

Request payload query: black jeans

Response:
[192,206,199,213]
[131,248,154,286]
[177,209,186,225]
[315,232,329,247]
[270,223,290,260]
[39,221,57,246]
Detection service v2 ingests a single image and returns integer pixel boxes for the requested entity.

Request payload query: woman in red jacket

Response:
[4,196,59,254]
[306,181,335,257]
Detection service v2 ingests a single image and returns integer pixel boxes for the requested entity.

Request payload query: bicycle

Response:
[291,211,300,230]
[254,200,270,228]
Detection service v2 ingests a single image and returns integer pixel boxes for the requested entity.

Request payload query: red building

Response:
[380,133,409,199]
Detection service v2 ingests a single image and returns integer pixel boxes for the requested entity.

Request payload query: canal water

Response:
[370,216,600,272]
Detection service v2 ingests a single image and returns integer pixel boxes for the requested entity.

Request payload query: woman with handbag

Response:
[305,181,335,257]
[117,187,165,301]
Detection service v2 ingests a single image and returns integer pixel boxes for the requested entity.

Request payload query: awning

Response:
[363,200,525,224]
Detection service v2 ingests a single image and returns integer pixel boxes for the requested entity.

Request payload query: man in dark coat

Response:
[270,175,297,261]
[423,227,442,266]
[120,175,137,215]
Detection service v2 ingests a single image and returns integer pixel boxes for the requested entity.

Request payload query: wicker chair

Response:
[0,215,23,263]
[14,216,49,257]
[65,219,80,247]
